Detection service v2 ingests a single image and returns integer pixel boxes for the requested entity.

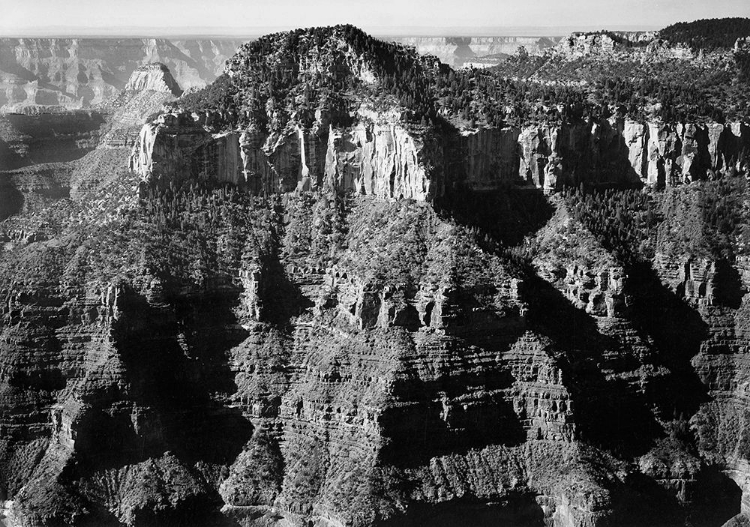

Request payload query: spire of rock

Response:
[125,62,183,96]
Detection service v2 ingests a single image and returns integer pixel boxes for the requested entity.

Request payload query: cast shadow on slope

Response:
[68,287,255,526]
[433,186,652,456]
[521,273,738,527]
[626,262,711,420]
[74,287,254,472]
[521,259,710,458]
[436,181,710,455]
[0,176,23,219]
[522,273,666,458]
[379,348,526,468]
[434,185,555,249]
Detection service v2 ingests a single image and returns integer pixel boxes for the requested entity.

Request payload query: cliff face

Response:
[0,38,241,110]
[122,63,182,96]
[129,111,439,200]
[6,24,750,527]
[130,114,750,197]
[4,175,749,527]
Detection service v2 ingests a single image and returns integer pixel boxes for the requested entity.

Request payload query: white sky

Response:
[1,0,749,36]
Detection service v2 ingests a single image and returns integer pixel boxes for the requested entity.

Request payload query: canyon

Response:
[389,36,562,67]
[0,37,243,111]
[1,21,750,527]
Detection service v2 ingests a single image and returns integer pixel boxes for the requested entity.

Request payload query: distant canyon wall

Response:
[130,112,750,199]
[389,36,562,67]
[0,38,244,111]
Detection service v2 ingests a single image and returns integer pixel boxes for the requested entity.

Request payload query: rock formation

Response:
[3,23,750,527]
[123,63,182,96]
[0,38,242,111]
[129,110,437,200]
[390,36,562,67]
[130,112,750,196]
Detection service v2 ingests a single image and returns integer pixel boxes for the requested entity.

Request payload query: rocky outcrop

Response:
[130,111,439,200]
[324,123,435,199]
[131,112,750,197]
[514,118,750,189]
[560,33,619,57]
[654,254,721,306]
[123,63,182,96]
[559,32,693,60]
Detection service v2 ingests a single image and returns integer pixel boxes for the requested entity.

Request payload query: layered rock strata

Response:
[122,63,182,96]
[130,112,437,200]
[0,38,242,111]
[130,113,750,198]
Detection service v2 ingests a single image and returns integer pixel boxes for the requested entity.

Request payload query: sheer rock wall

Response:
[130,114,750,198]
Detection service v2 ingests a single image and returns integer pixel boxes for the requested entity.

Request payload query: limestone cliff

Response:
[130,111,438,200]
[130,113,750,197]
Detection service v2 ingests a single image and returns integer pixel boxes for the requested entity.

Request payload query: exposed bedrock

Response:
[122,62,182,96]
[130,112,439,200]
[1,277,254,527]
[645,248,750,524]
[4,184,750,526]
[130,113,750,198]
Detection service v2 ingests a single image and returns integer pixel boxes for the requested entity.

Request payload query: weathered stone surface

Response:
[123,63,182,96]
[132,112,750,199]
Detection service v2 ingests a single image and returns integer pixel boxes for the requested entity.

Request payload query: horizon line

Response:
[0,24,662,39]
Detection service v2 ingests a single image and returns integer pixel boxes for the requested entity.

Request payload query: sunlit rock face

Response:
[123,63,183,96]
[131,112,750,198]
